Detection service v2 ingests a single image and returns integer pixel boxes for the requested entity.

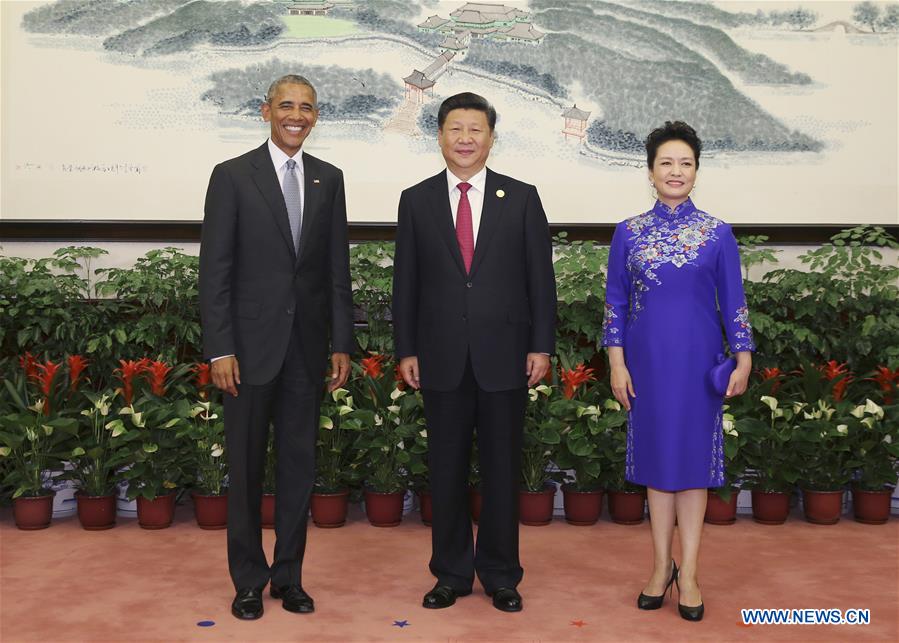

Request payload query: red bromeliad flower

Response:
[560,364,595,400]
[144,360,173,397]
[31,360,62,415]
[115,358,150,405]
[819,360,853,402]
[867,366,899,404]
[193,363,212,399]
[360,354,386,379]
[19,352,38,380]
[758,367,784,394]
[67,355,89,392]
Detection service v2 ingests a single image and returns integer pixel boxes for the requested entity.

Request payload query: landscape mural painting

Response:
[2,0,896,224]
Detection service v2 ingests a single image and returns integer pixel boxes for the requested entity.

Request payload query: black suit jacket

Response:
[199,142,354,385]
[392,168,556,392]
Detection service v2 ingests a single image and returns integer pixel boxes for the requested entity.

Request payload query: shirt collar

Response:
[267,138,304,174]
[446,166,487,193]
[653,197,696,219]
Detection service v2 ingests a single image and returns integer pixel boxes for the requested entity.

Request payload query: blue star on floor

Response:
[392,620,410,628]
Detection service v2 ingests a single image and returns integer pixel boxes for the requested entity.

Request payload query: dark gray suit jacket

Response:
[199,142,354,385]
[392,168,557,392]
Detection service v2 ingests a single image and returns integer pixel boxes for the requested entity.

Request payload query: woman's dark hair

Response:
[438,92,497,131]
[645,121,702,169]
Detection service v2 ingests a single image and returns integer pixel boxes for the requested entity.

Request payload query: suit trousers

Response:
[421,356,526,593]
[224,322,322,590]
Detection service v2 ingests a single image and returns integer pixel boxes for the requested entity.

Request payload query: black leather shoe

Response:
[270,584,315,613]
[231,587,264,620]
[422,584,472,609]
[674,573,704,621]
[637,560,678,610]
[487,587,523,612]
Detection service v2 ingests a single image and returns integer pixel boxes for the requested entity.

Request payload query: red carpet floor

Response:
[1,504,896,642]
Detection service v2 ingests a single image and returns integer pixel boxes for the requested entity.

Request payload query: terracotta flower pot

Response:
[607,489,646,525]
[192,492,228,530]
[311,490,349,528]
[418,490,433,526]
[364,489,404,527]
[851,487,892,525]
[705,488,739,525]
[751,489,791,525]
[13,493,55,530]
[137,492,177,529]
[469,486,482,523]
[801,489,843,525]
[261,493,275,529]
[75,491,117,530]
[561,485,602,526]
[519,484,555,526]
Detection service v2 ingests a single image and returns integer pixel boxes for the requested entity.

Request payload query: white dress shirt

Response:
[446,166,487,245]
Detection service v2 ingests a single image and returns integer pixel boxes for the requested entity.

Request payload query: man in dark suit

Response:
[392,92,557,613]
[199,74,354,620]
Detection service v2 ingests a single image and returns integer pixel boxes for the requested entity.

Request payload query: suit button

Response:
[466,282,472,288]
[287,308,294,315]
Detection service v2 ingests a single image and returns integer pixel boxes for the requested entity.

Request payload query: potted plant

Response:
[846,399,897,524]
[183,400,228,529]
[599,401,646,524]
[350,361,423,527]
[793,399,853,524]
[115,395,189,529]
[520,384,562,526]
[68,391,137,529]
[706,406,748,525]
[739,395,800,524]
[261,433,276,529]
[554,396,622,526]
[312,388,362,528]
[406,415,431,526]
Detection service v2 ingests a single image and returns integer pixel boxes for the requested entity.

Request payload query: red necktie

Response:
[455,182,474,273]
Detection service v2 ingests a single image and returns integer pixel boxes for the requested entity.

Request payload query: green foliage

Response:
[316,388,365,493]
[552,234,608,367]
[845,400,899,491]
[349,242,395,355]
[179,400,227,495]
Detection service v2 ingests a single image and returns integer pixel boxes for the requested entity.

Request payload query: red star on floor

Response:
[570,620,587,627]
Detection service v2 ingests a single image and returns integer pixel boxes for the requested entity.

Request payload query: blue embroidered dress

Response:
[601,199,754,491]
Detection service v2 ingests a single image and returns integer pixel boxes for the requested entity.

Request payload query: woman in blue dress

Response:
[601,122,754,621]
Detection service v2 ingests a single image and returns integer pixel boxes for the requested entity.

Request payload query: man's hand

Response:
[328,353,351,391]
[399,356,420,390]
[211,356,240,397]
[526,353,551,387]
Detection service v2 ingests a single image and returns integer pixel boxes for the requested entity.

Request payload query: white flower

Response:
[536,384,552,396]
[792,402,807,415]
[419,429,427,438]
[397,440,405,450]
[374,414,383,426]
[210,443,224,458]
[864,399,884,419]
[0,447,11,457]
[604,399,621,412]
[850,405,866,419]
[528,389,538,402]
[331,388,349,402]
[760,396,778,411]
[319,416,334,430]
[28,400,45,415]
[883,435,893,444]
[390,387,405,401]
[836,424,848,436]
[861,417,875,429]
[387,405,401,414]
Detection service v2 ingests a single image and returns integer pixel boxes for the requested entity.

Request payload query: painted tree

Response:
[852,1,881,32]
[878,4,899,31]
[785,7,817,30]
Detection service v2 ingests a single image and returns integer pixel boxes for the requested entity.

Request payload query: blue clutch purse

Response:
[709,353,736,397]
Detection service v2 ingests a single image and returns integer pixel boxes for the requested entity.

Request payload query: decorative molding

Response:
[1,220,896,244]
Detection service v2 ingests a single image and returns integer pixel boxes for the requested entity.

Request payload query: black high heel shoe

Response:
[637,560,678,610]
[675,574,704,621]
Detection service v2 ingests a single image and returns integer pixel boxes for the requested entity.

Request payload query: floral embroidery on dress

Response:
[602,303,622,345]
[623,200,722,321]
[625,411,636,480]
[709,410,724,486]
[731,305,756,351]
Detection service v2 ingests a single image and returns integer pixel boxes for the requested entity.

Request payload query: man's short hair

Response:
[437,92,497,131]
[265,74,318,108]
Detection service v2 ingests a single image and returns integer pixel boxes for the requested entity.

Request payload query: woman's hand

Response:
[610,364,636,411]
[725,351,752,398]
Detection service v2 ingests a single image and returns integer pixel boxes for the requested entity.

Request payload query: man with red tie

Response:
[392,92,557,612]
